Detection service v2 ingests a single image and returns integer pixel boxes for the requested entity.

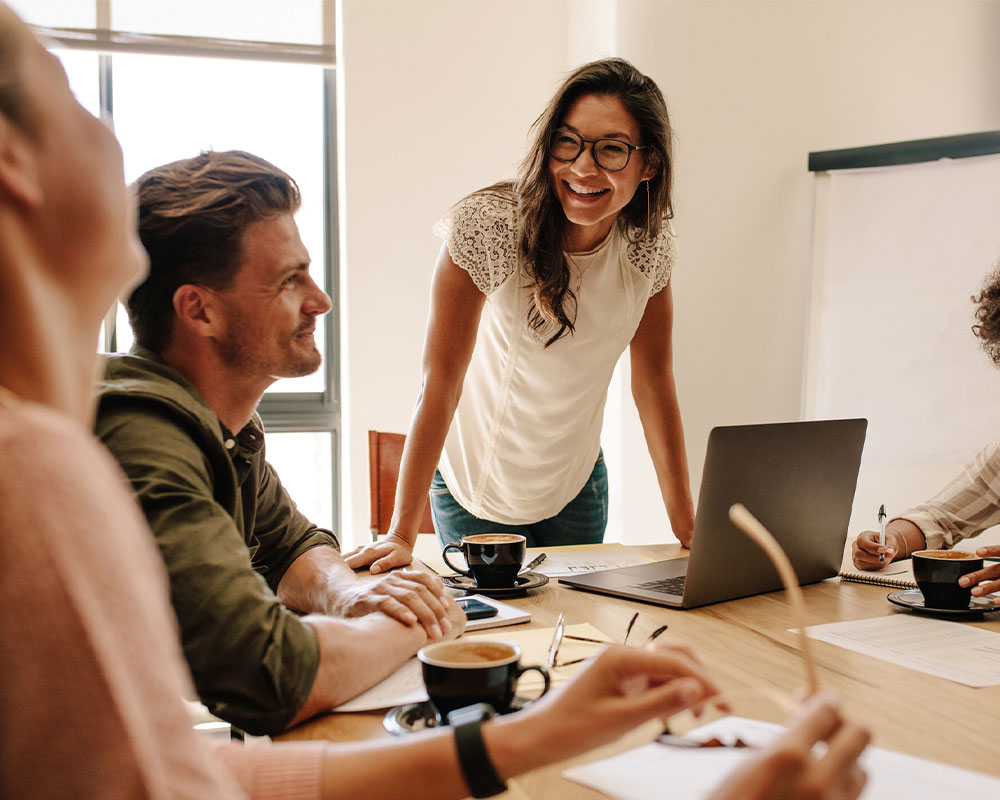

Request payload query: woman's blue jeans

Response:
[429,450,608,549]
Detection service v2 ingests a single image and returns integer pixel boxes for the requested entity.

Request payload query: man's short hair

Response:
[127,150,301,353]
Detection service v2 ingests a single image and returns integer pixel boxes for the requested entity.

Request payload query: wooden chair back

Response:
[368,430,435,540]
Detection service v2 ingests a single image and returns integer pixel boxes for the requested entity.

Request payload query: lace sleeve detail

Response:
[432,192,519,295]
[625,224,677,296]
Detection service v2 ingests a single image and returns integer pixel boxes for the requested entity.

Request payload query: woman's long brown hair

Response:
[511,58,675,346]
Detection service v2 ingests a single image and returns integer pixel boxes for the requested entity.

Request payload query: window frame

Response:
[33,4,341,532]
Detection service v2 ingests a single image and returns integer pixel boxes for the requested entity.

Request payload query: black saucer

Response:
[440,571,549,597]
[887,589,1000,618]
[383,698,528,736]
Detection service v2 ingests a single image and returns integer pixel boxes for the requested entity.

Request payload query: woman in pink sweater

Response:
[0,5,869,799]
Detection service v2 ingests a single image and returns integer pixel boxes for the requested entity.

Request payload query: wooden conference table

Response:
[278,542,1000,797]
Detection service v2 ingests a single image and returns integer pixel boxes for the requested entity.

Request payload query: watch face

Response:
[446,702,498,727]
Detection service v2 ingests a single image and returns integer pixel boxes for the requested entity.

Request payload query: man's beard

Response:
[218,320,322,378]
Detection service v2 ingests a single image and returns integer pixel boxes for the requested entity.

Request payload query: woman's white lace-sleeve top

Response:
[432,190,676,525]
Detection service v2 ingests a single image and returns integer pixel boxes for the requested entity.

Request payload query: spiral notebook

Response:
[838,558,917,589]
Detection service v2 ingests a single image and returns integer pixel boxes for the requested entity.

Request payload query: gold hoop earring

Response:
[645,180,651,236]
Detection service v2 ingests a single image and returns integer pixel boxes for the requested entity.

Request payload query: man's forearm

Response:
[290,613,429,725]
[277,545,355,615]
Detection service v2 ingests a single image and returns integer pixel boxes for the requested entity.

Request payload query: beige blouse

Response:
[434,191,675,524]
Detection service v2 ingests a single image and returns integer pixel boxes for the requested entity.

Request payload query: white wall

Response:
[615,0,1000,544]
[338,0,574,544]
[338,0,1000,548]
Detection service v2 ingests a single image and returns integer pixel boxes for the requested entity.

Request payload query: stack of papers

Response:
[803,615,1000,687]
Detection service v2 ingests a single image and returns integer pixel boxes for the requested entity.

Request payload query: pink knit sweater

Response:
[0,400,326,798]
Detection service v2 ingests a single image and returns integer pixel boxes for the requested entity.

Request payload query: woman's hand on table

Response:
[344,532,415,574]
[707,693,870,800]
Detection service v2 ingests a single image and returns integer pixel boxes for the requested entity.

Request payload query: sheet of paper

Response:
[534,545,655,577]
[803,615,1000,687]
[331,658,426,712]
[564,716,1000,799]
[466,623,611,692]
[329,623,610,712]
[415,541,656,579]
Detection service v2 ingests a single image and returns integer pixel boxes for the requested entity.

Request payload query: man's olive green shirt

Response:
[95,346,338,735]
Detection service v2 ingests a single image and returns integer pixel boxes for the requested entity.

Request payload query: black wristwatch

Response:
[448,703,508,798]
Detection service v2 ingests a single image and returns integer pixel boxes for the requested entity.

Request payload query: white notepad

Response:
[462,594,532,631]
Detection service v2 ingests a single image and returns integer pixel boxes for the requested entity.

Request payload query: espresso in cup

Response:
[442,533,526,588]
[912,549,983,610]
[418,639,550,723]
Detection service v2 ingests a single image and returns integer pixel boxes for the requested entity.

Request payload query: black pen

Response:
[519,553,547,575]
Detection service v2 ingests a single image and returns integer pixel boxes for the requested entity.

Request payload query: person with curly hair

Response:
[851,263,1000,597]
[347,58,695,573]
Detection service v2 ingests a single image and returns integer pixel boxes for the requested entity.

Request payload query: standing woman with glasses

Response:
[348,58,695,572]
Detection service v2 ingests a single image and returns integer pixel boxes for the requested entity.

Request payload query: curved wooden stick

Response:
[728,503,820,695]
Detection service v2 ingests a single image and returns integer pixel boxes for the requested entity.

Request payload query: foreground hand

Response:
[511,641,720,760]
[852,529,899,570]
[331,569,461,640]
[708,693,870,800]
[344,532,415,574]
[960,545,1000,597]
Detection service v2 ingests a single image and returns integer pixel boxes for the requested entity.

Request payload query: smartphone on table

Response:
[456,597,498,620]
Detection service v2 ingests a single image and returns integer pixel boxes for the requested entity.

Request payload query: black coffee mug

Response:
[418,639,550,723]
[442,533,526,589]
[912,549,983,610]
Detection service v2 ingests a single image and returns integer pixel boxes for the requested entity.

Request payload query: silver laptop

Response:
[559,419,867,608]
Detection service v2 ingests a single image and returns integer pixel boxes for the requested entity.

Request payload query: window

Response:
[20,0,340,530]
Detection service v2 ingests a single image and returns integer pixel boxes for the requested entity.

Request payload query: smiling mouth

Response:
[565,181,609,198]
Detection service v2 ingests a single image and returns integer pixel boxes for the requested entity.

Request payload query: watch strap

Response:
[452,716,507,798]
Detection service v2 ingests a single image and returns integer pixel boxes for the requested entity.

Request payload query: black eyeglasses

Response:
[548,128,648,172]
[546,612,668,669]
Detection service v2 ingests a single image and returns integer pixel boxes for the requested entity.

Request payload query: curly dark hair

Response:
[972,261,1000,367]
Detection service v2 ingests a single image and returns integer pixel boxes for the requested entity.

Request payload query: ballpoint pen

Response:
[519,553,547,575]
[878,504,887,565]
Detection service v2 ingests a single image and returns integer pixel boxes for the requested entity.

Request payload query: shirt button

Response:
[224,439,236,450]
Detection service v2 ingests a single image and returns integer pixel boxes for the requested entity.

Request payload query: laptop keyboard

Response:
[631,575,686,595]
